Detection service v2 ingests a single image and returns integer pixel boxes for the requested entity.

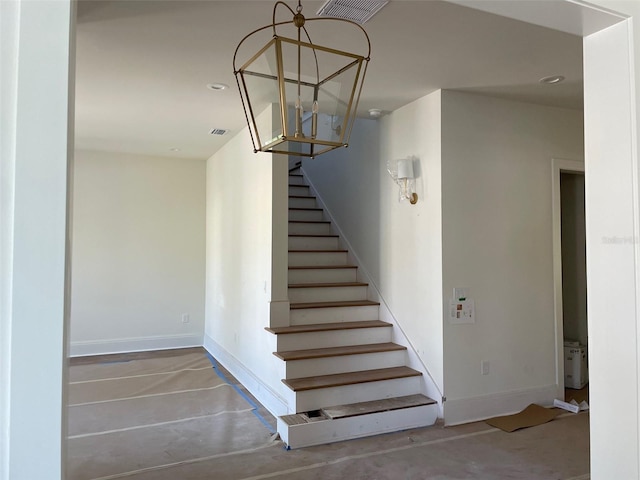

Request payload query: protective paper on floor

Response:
[66,348,276,480]
[485,403,562,433]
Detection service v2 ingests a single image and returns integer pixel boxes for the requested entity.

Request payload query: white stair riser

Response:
[284,350,407,378]
[289,197,317,209]
[289,222,332,235]
[276,327,392,351]
[290,305,380,325]
[288,268,357,284]
[288,251,348,267]
[289,176,305,186]
[289,185,311,196]
[289,209,324,222]
[288,285,368,303]
[288,375,422,413]
[279,403,439,449]
[289,236,339,250]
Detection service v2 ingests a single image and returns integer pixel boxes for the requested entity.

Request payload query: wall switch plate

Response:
[181,313,190,324]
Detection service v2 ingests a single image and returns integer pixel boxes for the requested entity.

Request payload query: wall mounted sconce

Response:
[387,156,418,205]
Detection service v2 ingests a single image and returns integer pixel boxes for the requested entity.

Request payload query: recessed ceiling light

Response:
[207,83,229,91]
[539,75,565,85]
[170,147,181,152]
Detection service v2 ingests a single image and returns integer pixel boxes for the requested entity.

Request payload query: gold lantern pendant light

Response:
[233,1,371,158]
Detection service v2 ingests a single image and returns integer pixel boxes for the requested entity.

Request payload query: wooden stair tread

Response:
[288,282,367,288]
[265,320,391,335]
[274,342,406,361]
[282,366,422,392]
[289,195,316,199]
[290,300,379,309]
[289,249,347,253]
[289,220,331,224]
[289,207,323,211]
[289,173,303,177]
[288,265,357,270]
[322,394,436,420]
[289,234,338,238]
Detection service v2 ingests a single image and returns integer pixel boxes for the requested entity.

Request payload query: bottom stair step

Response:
[277,395,439,449]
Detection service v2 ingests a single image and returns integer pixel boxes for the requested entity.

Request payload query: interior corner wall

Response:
[204,126,289,417]
[70,150,206,356]
[301,91,445,395]
[440,91,584,424]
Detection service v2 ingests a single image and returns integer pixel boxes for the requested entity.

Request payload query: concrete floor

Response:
[126,413,590,480]
[67,348,590,480]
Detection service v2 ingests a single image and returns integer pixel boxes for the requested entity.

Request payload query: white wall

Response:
[303,90,584,424]
[582,2,640,477]
[301,92,445,401]
[204,123,290,416]
[70,150,206,355]
[0,1,19,476]
[440,91,584,423]
[0,1,73,478]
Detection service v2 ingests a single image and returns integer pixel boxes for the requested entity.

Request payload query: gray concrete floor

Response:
[67,349,590,480]
[127,413,589,480]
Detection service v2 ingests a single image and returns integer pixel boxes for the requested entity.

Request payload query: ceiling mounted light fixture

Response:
[233,0,371,158]
[207,83,229,91]
[539,75,565,85]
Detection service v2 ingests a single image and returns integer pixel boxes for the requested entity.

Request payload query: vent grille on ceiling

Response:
[317,0,388,24]
[209,128,228,136]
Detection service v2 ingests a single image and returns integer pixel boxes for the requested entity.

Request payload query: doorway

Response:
[552,159,587,401]
[560,171,589,403]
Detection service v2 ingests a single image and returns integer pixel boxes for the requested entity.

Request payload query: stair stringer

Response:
[300,167,444,418]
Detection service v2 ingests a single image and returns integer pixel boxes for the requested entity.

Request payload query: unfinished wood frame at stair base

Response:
[279,402,438,449]
[267,165,438,448]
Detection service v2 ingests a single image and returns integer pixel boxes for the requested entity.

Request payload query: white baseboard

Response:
[203,334,289,418]
[69,334,204,357]
[444,384,558,426]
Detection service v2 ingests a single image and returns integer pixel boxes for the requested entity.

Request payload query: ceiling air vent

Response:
[317,0,388,24]
[209,128,228,136]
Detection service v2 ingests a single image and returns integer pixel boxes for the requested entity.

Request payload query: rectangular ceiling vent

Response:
[209,128,228,136]
[317,0,388,25]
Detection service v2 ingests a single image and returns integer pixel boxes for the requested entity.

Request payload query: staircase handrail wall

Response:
[301,167,444,415]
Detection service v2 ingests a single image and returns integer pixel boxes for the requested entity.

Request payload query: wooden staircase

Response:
[266,166,438,448]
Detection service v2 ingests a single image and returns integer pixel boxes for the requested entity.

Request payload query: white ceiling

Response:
[75,0,584,160]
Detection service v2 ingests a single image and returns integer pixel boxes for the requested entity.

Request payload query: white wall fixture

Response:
[387,156,418,204]
[448,288,475,325]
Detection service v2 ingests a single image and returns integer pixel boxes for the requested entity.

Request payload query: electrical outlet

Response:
[481,360,490,375]
[181,313,190,324]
